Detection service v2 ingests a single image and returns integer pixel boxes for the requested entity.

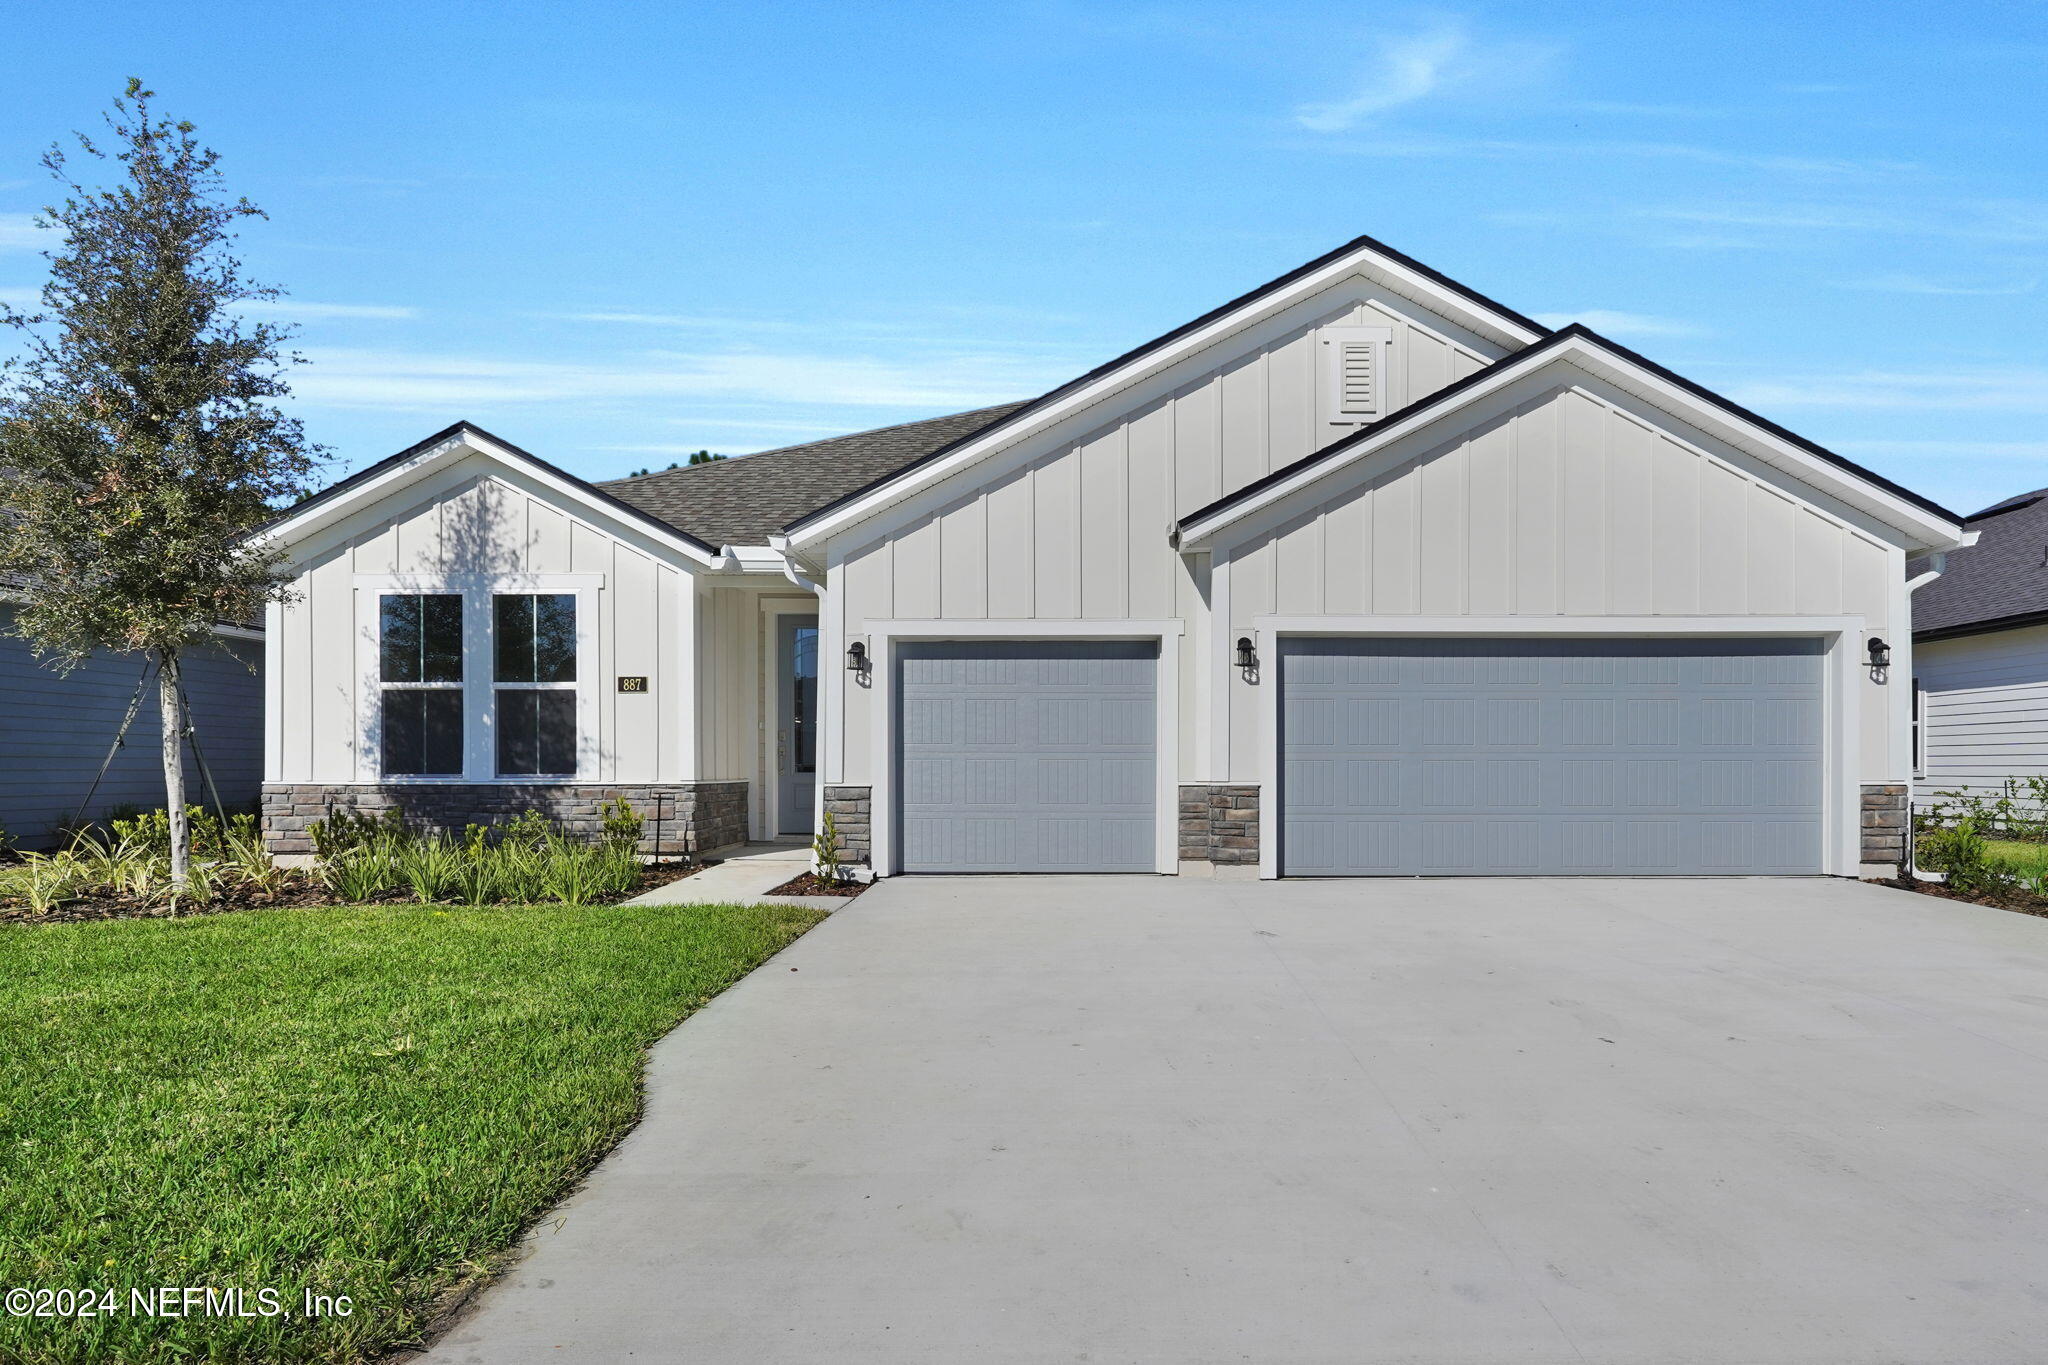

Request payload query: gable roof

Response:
[1173,324,1965,553]
[777,233,1552,547]
[257,421,723,565]
[601,402,1029,549]
[1913,487,2048,640]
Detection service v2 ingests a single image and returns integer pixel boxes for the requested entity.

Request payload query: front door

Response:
[777,615,819,835]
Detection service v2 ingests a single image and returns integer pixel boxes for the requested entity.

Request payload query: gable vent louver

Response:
[1321,325,1394,427]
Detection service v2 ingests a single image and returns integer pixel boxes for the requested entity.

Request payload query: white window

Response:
[360,576,598,782]
[492,593,578,777]
[379,593,465,776]
[1319,325,1394,429]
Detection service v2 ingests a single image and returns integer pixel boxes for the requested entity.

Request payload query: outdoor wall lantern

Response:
[1235,636,1258,671]
[846,640,867,672]
[1867,637,1891,670]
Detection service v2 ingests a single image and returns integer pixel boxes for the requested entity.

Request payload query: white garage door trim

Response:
[865,620,1184,876]
[1249,616,1866,879]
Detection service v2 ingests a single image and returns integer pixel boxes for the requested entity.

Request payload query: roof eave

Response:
[1175,327,1965,555]
[253,422,722,567]
[778,234,1552,551]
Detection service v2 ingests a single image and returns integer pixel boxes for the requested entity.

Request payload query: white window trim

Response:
[1242,614,1865,880]
[353,574,602,784]
[862,619,1185,877]
[1911,677,1927,779]
[758,597,823,841]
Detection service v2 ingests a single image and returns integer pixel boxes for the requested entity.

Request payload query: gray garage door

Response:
[897,640,1156,873]
[1281,637,1825,876]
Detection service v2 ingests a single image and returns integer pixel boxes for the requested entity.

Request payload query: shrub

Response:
[1916,817,2019,898]
[813,810,845,886]
[599,796,643,850]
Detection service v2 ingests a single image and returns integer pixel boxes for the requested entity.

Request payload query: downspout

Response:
[1901,530,1977,879]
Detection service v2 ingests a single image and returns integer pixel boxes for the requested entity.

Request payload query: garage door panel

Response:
[1281,638,1825,876]
[899,640,1156,873]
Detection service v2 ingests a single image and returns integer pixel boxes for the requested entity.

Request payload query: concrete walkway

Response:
[425,876,2048,1364]
[628,841,845,911]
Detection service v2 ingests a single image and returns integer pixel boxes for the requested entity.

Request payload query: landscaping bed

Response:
[1871,872,2048,919]
[766,870,867,898]
[0,802,699,925]
[0,859,698,926]
[0,899,826,1365]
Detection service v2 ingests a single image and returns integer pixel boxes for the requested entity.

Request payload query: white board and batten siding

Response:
[1219,381,1905,783]
[827,275,1506,787]
[269,455,694,785]
[1915,624,2048,807]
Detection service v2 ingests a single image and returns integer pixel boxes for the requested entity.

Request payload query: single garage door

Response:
[897,640,1156,873]
[1281,637,1825,876]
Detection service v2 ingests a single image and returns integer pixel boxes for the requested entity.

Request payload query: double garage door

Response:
[889,636,1824,877]
[1282,637,1825,876]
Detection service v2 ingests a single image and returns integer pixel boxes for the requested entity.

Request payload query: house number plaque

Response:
[616,676,648,693]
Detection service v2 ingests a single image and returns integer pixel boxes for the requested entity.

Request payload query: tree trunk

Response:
[159,649,189,892]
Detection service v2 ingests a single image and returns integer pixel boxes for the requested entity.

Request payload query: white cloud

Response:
[1295,24,1473,131]
[0,285,39,309]
[233,299,420,320]
[0,213,47,252]
[1318,137,1909,178]
[1835,439,2048,460]
[1532,309,1705,339]
[1640,202,2048,245]
[290,346,1067,414]
[1833,273,2038,297]
[1292,22,1558,132]
[1727,367,2048,414]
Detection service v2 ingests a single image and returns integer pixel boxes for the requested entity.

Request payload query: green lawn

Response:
[0,901,824,1364]
[1985,839,2048,876]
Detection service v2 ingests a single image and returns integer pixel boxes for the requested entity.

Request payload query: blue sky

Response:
[3,1,2044,515]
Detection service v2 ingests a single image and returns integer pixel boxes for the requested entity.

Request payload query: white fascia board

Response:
[1177,335,1964,555]
[254,428,723,569]
[781,244,1547,554]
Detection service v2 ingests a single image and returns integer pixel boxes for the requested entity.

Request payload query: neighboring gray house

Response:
[254,235,1966,878]
[1912,487,2048,810]
[1,574,266,850]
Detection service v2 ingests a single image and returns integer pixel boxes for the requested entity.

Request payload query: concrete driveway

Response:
[425,877,2048,1365]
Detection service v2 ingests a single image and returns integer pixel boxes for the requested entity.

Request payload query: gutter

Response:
[764,535,821,594]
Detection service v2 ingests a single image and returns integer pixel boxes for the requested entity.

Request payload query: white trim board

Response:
[1177,335,1964,555]
[864,619,1185,876]
[781,240,1546,553]
[259,428,723,569]
[1243,616,1866,880]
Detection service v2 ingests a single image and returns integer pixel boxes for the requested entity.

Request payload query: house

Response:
[1,568,265,849]
[1911,486,2048,812]
[253,235,1966,878]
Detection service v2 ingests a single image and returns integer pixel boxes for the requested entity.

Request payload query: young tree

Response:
[0,80,324,889]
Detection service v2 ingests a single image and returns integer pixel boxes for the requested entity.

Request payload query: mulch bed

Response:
[1868,874,2048,919]
[0,860,703,926]
[765,872,867,899]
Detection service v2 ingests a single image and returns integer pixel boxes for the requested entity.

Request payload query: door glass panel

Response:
[791,624,817,774]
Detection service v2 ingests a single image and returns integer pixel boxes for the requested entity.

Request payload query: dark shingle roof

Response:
[600,402,1031,549]
[1913,487,2048,638]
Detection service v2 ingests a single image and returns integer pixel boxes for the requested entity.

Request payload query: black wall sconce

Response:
[846,640,867,672]
[1235,636,1258,671]
[1866,637,1890,669]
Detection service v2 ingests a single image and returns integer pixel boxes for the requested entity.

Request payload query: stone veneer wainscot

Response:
[261,782,748,859]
